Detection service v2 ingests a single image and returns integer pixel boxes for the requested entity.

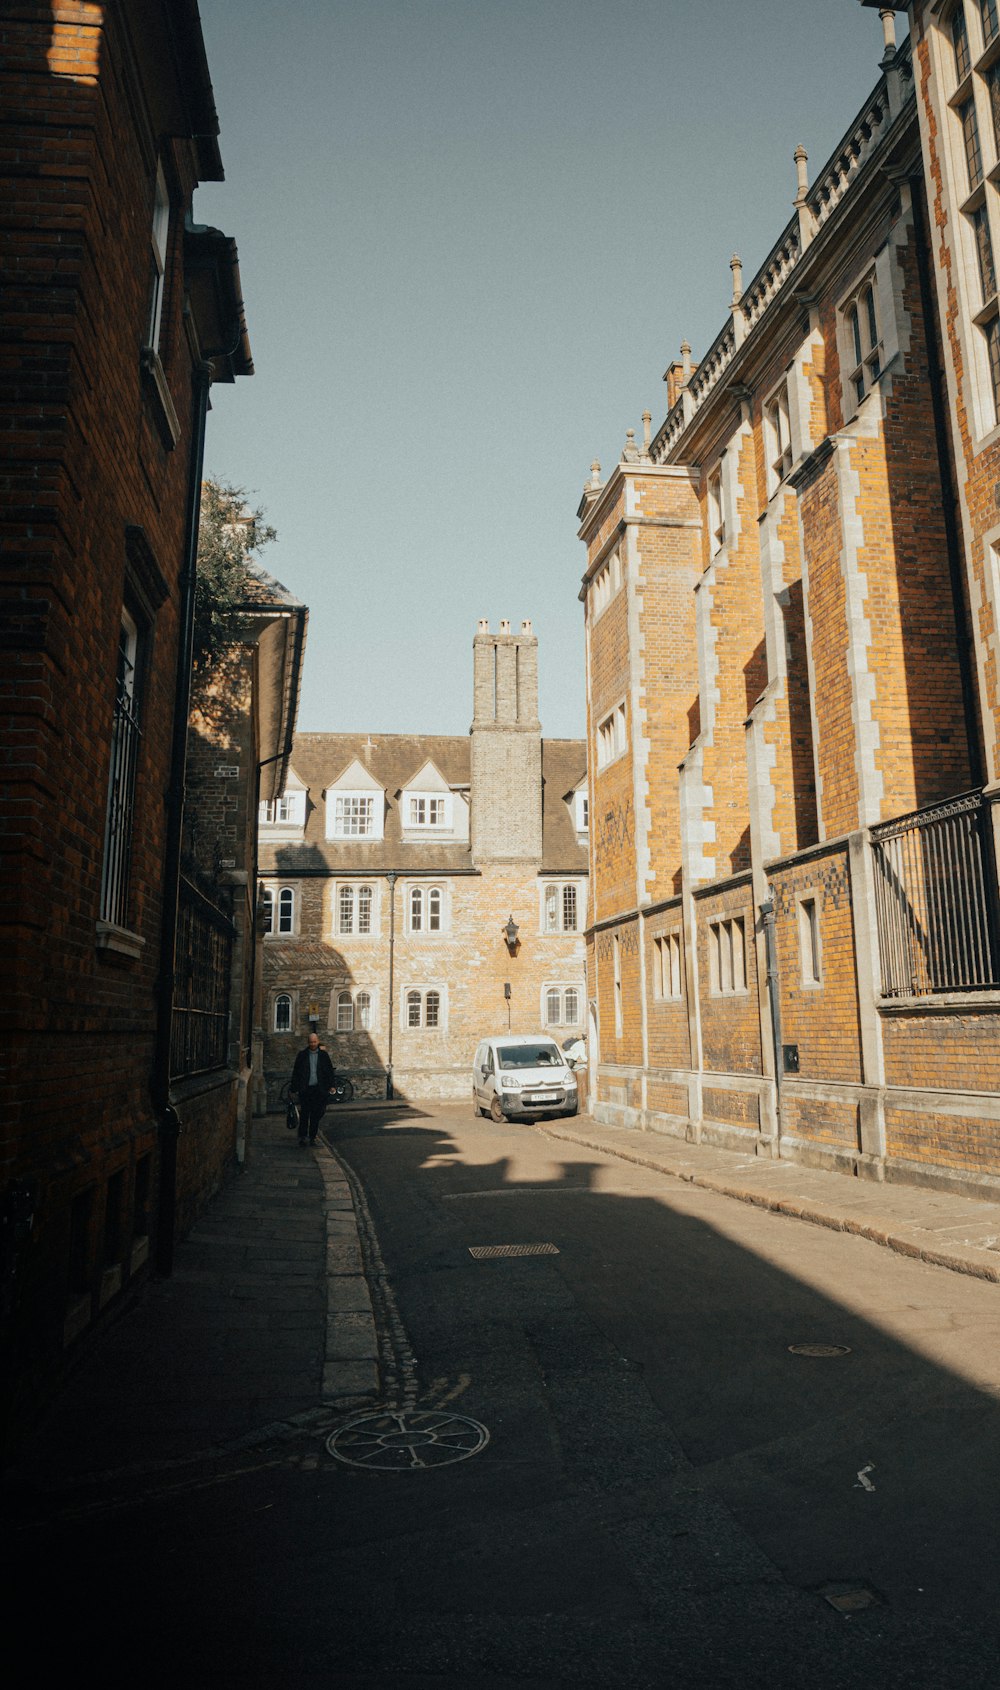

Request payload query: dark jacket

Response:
[291,1045,335,1095]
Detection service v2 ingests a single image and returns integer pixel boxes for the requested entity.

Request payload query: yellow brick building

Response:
[258,622,588,1102]
[579,4,1000,1198]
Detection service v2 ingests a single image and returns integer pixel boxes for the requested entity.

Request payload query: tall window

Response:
[763,383,792,493]
[653,933,683,1000]
[356,990,372,1030]
[543,882,580,933]
[707,464,725,556]
[842,277,882,409]
[337,990,354,1031]
[961,97,984,191]
[278,888,294,934]
[708,915,747,996]
[596,703,627,769]
[261,887,273,934]
[338,884,374,936]
[147,162,170,353]
[100,610,142,928]
[613,934,623,1037]
[798,897,822,987]
[954,3,972,80]
[410,885,443,933]
[274,994,292,1031]
[981,0,999,50]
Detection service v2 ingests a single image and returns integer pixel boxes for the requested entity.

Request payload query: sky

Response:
[194,0,898,741]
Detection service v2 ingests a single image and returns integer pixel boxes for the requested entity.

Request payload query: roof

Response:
[259,731,588,876]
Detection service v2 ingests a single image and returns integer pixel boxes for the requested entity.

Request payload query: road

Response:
[13,1100,1000,1687]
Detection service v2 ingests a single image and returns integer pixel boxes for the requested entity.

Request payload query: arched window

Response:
[546,988,561,1027]
[544,884,559,932]
[562,885,577,931]
[278,887,294,934]
[358,885,373,934]
[427,886,442,931]
[338,885,354,934]
[261,887,274,934]
[425,990,440,1028]
[274,994,291,1032]
[337,990,354,1032]
[410,886,423,932]
[356,990,372,1030]
[564,987,580,1026]
[406,989,422,1027]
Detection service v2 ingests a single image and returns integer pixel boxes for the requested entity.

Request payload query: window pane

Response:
[275,995,291,1032]
[358,885,372,934]
[562,885,577,931]
[357,991,372,1030]
[962,99,983,191]
[974,206,997,302]
[337,991,353,1032]
[407,990,421,1028]
[410,887,422,931]
[982,0,999,49]
[546,988,561,1025]
[848,305,862,369]
[564,988,580,1025]
[987,315,1000,420]
[988,62,1000,152]
[544,886,558,931]
[339,886,353,934]
[954,7,971,80]
[428,886,441,930]
[425,991,440,1028]
[278,889,294,933]
[262,887,273,934]
[864,285,878,351]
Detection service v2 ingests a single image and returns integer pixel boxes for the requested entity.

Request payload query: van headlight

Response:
[500,1076,521,1090]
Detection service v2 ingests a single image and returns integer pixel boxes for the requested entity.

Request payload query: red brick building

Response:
[580,3,1000,1198]
[0,1,252,1428]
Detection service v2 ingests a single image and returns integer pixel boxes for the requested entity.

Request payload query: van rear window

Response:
[497,1043,561,1069]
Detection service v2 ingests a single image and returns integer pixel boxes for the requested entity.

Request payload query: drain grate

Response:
[788,1342,852,1358]
[326,1409,489,1471]
[819,1581,878,1614]
[468,1243,560,1259]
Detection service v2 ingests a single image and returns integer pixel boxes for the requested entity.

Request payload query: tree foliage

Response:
[194,478,277,668]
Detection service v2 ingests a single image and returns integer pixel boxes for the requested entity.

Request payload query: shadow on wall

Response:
[261,931,394,1111]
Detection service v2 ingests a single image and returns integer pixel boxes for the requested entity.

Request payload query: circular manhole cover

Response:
[326,1409,490,1471]
[787,1342,852,1358]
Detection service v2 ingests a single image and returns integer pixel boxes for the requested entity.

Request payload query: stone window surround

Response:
[541,983,584,1027]
[272,989,297,1031]
[335,880,378,938]
[326,789,385,841]
[405,881,448,935]
[400,983,447,1030]
[261,882,299,937]
[796,888,824,989]
[539,879,585,934]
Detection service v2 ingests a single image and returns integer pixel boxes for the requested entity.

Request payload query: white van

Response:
[472,1034,578,1122]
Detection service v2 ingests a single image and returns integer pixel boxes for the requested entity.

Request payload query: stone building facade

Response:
[0,2,251,1430]
[579,3,1000,1199]
[258,622,588,1102]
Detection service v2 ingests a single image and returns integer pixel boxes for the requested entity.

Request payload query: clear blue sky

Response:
[195,1,897,740]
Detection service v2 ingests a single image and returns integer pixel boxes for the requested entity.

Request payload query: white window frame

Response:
[336,882,376,937]
[574,789,589,832]
[839,272,884,418]
[259,790,305,828]
[262,883,297,938]
[407,883,446,935]
[273,992,293,1033]
[336,989,354,1032]
[326,789,384,840]
[541,984,584,1028]
[400,985,448,1030]
[406,793,451,829]
[540,880,583,934]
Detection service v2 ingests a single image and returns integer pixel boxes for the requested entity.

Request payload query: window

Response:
[574,790,589,832]
[613,934,623,1037]
[653,932,683,1000]
[954,4,972,80]
[403,987,445,1029]
[542,881,581,933]
[543,985,583,1027]
[707,465,725,556]
[147,162,170,353]
[333,794,374,836]
[708,915,747,996]
[261,887,273,934]
[408,795,448,827]
[356,990,372,1030]
[337,990,354,1032]
[274,994,292,1032]
[338,883,374,936]
[596,703,627,769]
[259,791,305,827]
[277,887,294,934]
[409,885,444,933]
[591,548,623,617]
[170,890,232,1077]
[100,609,142,929]
[798,896,822,987]
[842,277,882,409]
[961,97,984,192]
[981,0,999,50]
[974,205,998,304]
[763,383,792,493]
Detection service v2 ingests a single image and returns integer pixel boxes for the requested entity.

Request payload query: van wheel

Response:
[489,1095,504,1124]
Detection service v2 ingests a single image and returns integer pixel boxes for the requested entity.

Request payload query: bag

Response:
[285,1097,300,1133]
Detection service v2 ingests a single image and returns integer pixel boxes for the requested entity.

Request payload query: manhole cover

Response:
[819,1581,878,1614]
[468,1243,560,1259]
[326,1410,489,1471]
[788,1342,852,1358]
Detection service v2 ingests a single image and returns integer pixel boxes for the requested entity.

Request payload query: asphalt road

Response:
[14,1101,1000,1687]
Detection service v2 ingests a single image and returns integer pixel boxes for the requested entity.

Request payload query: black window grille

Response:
[170,880,233,1077]
[871,792,1000,996]
[100,631,142,927]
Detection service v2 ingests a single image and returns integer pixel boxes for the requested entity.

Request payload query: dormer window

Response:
[259,790,305,827]
[335,795,373,835]
[574,789,589,832]
[408,795,449,828]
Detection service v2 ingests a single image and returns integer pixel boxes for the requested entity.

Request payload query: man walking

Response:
[290,1031,336,1145]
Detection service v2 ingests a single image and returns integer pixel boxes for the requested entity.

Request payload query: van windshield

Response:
[497,1043,561,1069]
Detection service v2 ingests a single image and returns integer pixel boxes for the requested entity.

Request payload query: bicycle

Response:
[279,1071,354,1130]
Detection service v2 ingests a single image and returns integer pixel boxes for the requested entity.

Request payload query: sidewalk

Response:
[546,1117,1000,1284]
[5,1115,382,1498]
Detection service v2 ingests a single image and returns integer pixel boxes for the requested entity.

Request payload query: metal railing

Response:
[170,883,233,1078]
[871,791,999,997]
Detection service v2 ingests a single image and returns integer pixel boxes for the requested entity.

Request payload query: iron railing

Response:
[871,791,999,997]
[170,881,234,1078]
[99,683,141,927]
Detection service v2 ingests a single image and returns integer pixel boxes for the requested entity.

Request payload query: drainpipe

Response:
[386,871,397,1098]
[152,359,212,1276]
[759,898,783,1119]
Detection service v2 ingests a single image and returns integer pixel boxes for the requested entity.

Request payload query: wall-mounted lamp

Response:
[503,914,520,953]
